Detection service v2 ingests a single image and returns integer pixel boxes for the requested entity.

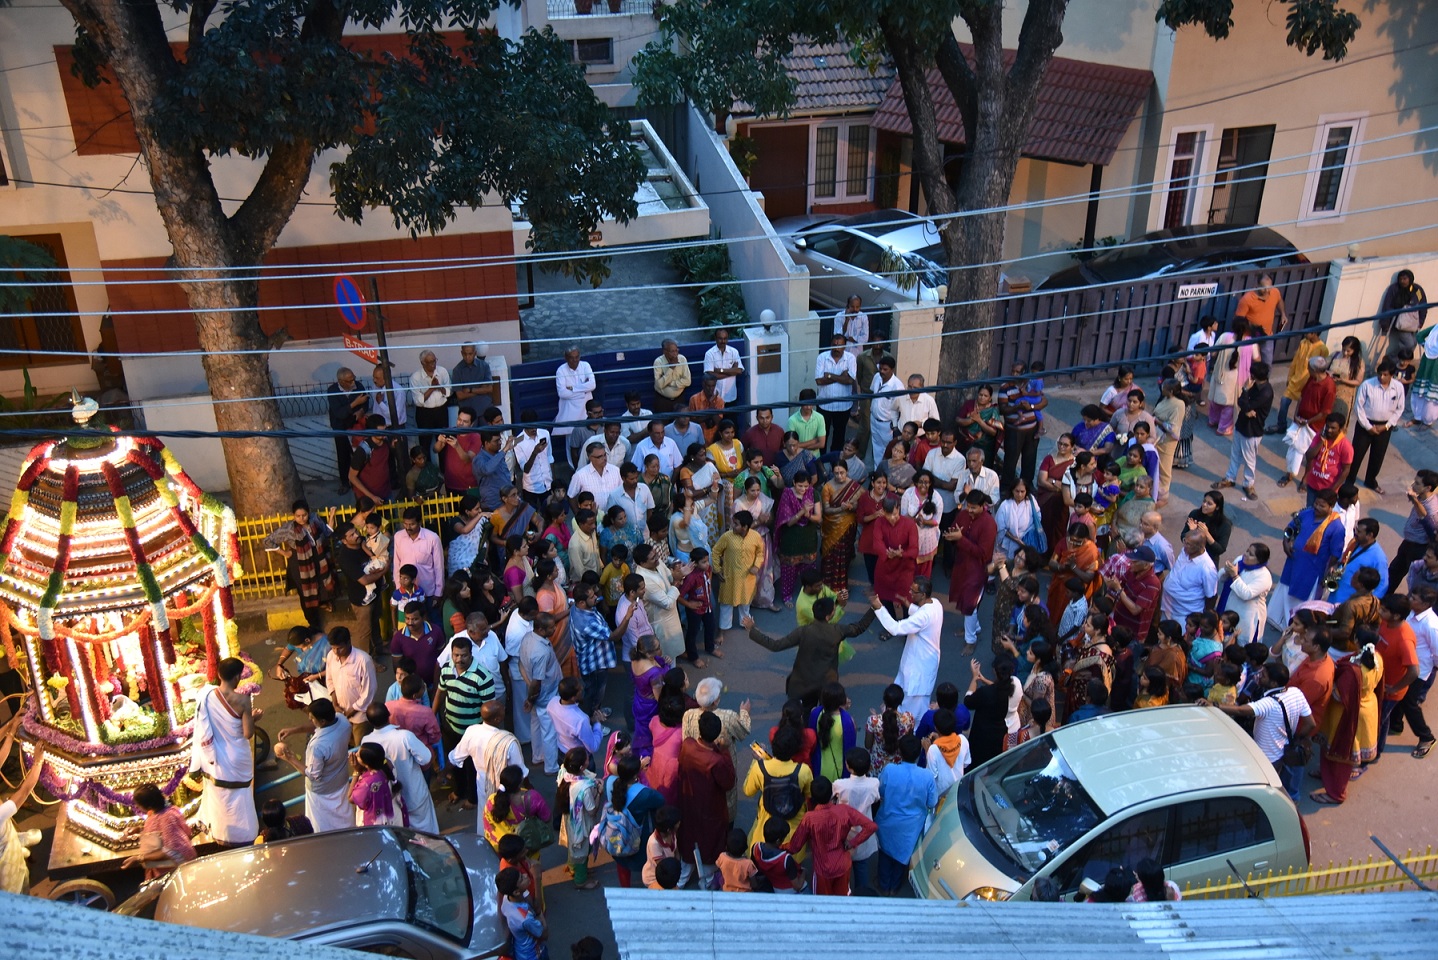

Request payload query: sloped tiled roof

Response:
[872,47,1153,166]
[737,42,896,117]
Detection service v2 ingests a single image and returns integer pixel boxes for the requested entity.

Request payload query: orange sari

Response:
[1047,537,1102,626]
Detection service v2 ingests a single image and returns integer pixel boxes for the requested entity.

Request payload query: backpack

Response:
[597,801,643,859]
[760,760,803,820]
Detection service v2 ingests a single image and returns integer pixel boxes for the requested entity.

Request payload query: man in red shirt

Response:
[1106,545,1162,643]
[1373,593,1420,762]
[1291,413,1353,503]
[944,489,997,651]
[785,775,878,895]
[742,407,785,465]
[1294,356,1337,428]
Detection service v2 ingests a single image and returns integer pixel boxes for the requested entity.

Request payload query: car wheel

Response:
[47,878,116,910]
[253,726,272,765]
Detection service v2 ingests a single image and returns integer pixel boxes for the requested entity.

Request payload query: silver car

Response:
[778,209,948,317]
[116,826,506,959]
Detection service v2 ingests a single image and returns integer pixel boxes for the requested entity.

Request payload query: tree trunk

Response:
[65,0,308,518]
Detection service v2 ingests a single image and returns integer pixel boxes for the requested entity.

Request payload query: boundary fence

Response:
[1182,845,1438,899]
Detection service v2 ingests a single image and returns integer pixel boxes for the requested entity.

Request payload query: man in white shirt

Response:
[371,362,407,429]
[607,463,657,543]
[1402,585,1438,755]
[442,612,508,706]
[869,579,944,715]
[653,339,692,412]
[633,420,683,476]
[704,328,745,403]
[582,421,630,470]
[554,347,596,467]
[895,375,941,432]
[1348,360,1406,493]
[568,444,622,503]
[837,295,869,356]
[868,354,903,468]
[1162,531,1219,621]
[959,447,1000,505]
[448,700,526,829]
[924,429,966,558]
[1209,662,1313,801]
[324,627,378,746]
[503,598,538,742]
[814,334,857,454]
[546,676,606,755]
[363,703,438,833]
[410,350,452,461]
[513,414,553,509]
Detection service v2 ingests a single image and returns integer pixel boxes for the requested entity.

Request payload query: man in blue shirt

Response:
[666,410,705,455]
[874,734,938,895]
[470,430,510,511]
[1331,517,1389,603]
[568,583,622,716]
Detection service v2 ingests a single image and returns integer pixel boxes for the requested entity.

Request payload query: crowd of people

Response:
[91,273,1436,958]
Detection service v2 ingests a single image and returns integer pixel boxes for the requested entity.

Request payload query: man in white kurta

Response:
[870,578,945,715]
[274,698,353,833]
[869,358,904,468]
[554,347,596,458]
[190,657,259,845]
[364,704,439,833]
[450,701,528,832]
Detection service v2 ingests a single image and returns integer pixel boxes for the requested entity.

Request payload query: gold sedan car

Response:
[910,705,1311,901]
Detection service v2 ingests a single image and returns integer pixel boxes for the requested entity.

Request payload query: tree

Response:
[636,0,1361,414]
[58,0,644,517]
[0,236,58,313]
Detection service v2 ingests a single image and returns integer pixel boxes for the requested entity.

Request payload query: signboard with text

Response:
[344,334,379,365]
[1177,282,1220,300]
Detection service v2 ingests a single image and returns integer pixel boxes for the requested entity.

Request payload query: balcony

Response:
[546,0,652,18]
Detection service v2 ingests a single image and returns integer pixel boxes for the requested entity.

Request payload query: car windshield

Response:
[1085,241,1180,282]
[402,833,473,943]
[968,735,1104,877]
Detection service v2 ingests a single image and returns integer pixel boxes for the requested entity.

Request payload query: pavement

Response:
[7,358,1438,948]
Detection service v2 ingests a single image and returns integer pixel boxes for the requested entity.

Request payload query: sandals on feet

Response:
[1309,790,1343,805]
[1414,740,1435,759]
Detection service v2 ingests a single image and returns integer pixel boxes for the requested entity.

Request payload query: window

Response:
[1162,129,1208,229]
[0,234,86,370]
[1207,125,1275,225]
[1050,807,1169,894]
[1301,114,1365,220]
[1171,796,1274,864]
[802,229,852,260]
[567,38,613,65]
[811,121,871,204]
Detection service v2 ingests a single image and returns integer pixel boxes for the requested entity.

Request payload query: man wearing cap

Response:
[1106,544,1163,643]
[1270,330,1331,435]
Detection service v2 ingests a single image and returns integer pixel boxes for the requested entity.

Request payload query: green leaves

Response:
[0,235,58,314]
[1157,0,1360,61]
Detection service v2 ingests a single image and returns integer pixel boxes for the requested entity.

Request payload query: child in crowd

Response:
[653,858,682,890]
[403,445,426,499]
[384,656,429,707]
[785,775,878,896]
[751,816,804,893]
[1069,492,1098,539]
[1093,461,1123,537]
[1239,642,1272,701]
[642,806,681,890]
[360,515,391,605]
[678,547,716,667]
[556,747,603,891]
[495,867,548,960]
[922,709,970,794]
[830,748,881,895]
[390,563,425,612]
[496,832,543,916]
[1208,661,1242,706]
[599,544,630,624]
[715,828,759,892]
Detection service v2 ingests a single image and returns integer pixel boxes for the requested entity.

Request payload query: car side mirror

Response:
[793,237,807,250]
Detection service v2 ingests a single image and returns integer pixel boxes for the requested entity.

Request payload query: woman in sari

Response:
[540,502,572,575]
[994,479,1043,561]
[1331,336,1366,427]
[706,419,744,525]
[774,431,818,488]
[630,634,671,757]
[668,489,709,562]
[1022,640,1060,727]
[775,471,822,605]
[1185,610,1224,695]
[678,442,722,538]
[956,385,1002,468]
[1173,355,1207,469]
[486,485,537,569]
[900,469,943,578]
[449,495,488,577]
[642,453,673,518]
[1034,433,1075,558]
[808,682,856,783]
[991,546,1042,641]
[1312,632,1383,804]
[1065,611,1114,716]
[531,558,573,675]
[1047,522,1102,619]
[502,536,532,606]
[1207,318,1253,436]
[1113,475,1156,548]
[878,439,916,494]
[856,474,891,588]
[820,461,863,590]
[734,476,779,611]
[269,499,337,630]
[646,695,686,805]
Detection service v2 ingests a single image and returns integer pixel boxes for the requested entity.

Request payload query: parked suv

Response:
[1038,224,1306,290]
[778,209,948,324]
[909,705,1310,901]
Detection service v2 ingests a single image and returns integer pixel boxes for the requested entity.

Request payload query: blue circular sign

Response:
[334,275,366,330]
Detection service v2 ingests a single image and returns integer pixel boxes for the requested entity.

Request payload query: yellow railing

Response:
[231,494,465,601]
[1182,845,1438,899]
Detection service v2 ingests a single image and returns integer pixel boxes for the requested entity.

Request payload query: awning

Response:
[872,47,1153,166]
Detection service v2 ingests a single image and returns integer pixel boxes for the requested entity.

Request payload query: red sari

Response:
[1034,454,1074,559]
[871,514,919,605]
[948,510,996,614]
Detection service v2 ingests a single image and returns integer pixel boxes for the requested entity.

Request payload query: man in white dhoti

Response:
[449,700,527,832]
[190,656,260,845]
[554,346,596,468]
[869,577,945,715]
[869,355,903,469]
[274,698,353,833]
[363,703,438,834]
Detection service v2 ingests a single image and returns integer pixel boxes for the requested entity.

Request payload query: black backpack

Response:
[760,761,803,820]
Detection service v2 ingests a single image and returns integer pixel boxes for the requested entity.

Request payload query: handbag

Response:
[283,674,309,711]
[1395,309,1421,333]
[1273,692,1311,767]
[516,792,557,853]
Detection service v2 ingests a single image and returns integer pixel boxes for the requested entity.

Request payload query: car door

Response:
[1165,794,1278,892]
[794,228,857,310]
[1040,806,1170,899]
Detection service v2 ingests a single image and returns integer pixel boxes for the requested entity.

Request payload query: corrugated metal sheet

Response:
[4,891,360,960]
[871,47,1153,167]
[606,889,1438,960]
